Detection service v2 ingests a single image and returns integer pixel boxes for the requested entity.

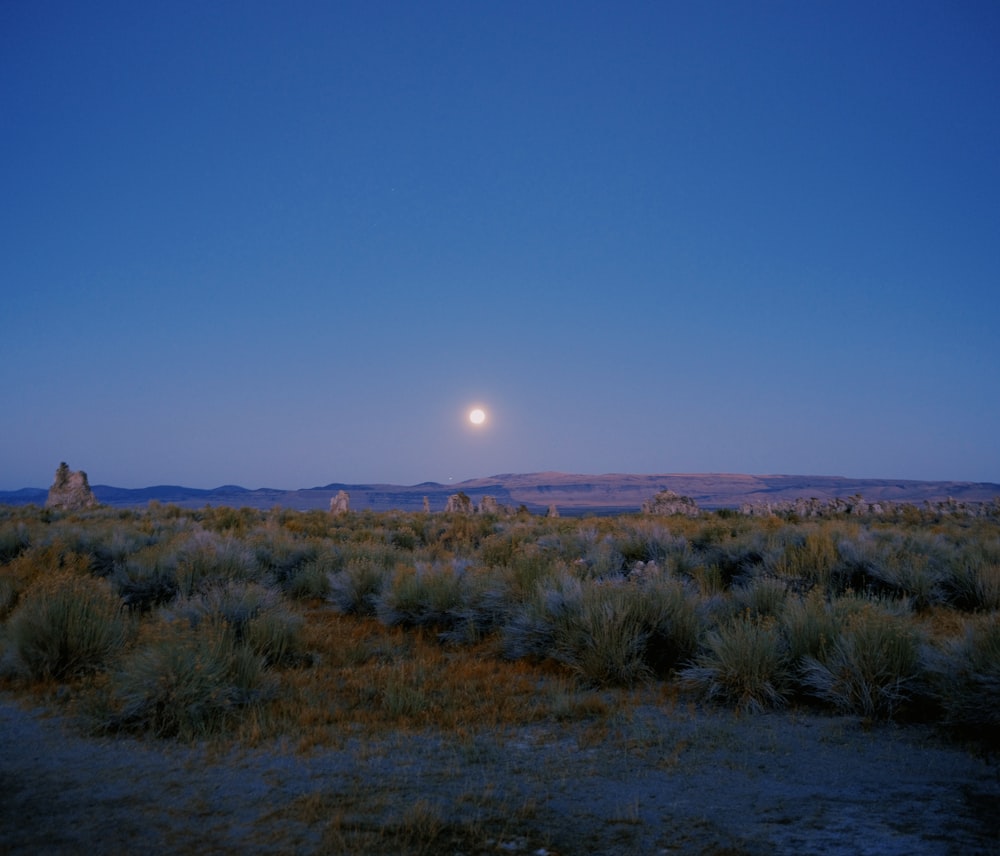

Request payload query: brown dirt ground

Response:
[2,694,998,855]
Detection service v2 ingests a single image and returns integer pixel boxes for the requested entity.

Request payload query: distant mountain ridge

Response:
[2,472,999,514]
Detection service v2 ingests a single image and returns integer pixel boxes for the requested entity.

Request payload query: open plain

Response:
[2,495,999,854]
[2,690,998,855]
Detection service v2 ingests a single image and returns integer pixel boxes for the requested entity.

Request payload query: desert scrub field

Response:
[0,501,998,746]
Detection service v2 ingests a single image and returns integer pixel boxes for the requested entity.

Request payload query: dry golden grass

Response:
[248,603,609,751]
[913,605,975,642]
[1,546,91,598]
[4,502,999,747]
[272,784,549,856]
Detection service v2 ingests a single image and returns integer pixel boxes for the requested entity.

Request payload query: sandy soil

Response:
[1,694,997,855]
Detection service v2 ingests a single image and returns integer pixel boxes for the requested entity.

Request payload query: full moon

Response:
[469,408,486,425]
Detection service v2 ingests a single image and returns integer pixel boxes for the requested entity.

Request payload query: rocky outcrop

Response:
[422,496,431,513]
[444,493,474,514]
[440,493,515,515]
[329,490,350,515]
[642,490,699,517]
[923,496,1000,518]
[477,495,500,515]
[45,463,99,510]
[737,494,1000,519]
[738,495,878,518]
[476,495,516,516]
[546,504,559,518]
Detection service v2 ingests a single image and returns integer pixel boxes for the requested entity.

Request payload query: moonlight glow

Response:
[469,408,486,425]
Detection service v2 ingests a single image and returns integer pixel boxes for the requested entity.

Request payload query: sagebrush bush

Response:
[105,527,157,571]
[0,574,18,620]
[768,526,839,592]
[243,605,306,666]
[691,564,726,596]
[43,525,117,576]
[163,581,304,666]
[698,530,768,588]
[800,604,922,719]
[733,576,789,619]
[254,535,322,588]
[479,532,519,568]
[7,573,129,680]
[502,571,582,662]
[833,530,881,592]
[928,614,1000,734]
[0,549,63,620]
[640,576,702,674]
[782,589,839,663]
[496,543,562,602]
[613,520,679,566]
[0,522,31,563]
[504,574,699,686]
[810,524,856,570]
[576,533,624,578]
[282,555,333,599]
[169,581,279,637]
[944,548,1000,612]
[328,557,389,615]
[341,541,402,570]
[832,589,913,621]
[376,562,467,629]
[4,501,999,736]
[174,531,259,595]
[660,538,702,578]
[107,619,270,739]
[681,613,793,713]
[431,562,512,645]
[376,661,432,718]
[112,555,178,611]
[861,550,946,611]
[552,583,653,686]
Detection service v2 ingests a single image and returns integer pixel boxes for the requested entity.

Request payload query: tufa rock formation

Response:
[444,492,474,514]
[738,494,1000,519]
[478,495,501,515]
[476,495,516,516]
[422,496,431,513]
[329,490,350,515]
[441,493,515,516]
[738,495,880,518]
[546,504,559,518]
[642,490,699,517]
[45,462,99,510]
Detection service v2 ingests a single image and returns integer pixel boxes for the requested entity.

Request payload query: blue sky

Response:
[3,1,999,490]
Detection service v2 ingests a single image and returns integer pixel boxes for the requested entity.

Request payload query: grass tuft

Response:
[800,603,922,719]
[104,618,272,739]
[328,558,390,616]
[681,612,793,713]
[927,613,1000,737]
[7,572,129,680]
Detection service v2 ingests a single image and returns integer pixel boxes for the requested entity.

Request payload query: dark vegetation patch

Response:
[0,503,997,746]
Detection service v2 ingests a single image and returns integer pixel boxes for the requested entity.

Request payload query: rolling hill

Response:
[3,472,999,514]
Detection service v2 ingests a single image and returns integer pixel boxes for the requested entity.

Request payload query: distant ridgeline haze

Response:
[2,472,999,516]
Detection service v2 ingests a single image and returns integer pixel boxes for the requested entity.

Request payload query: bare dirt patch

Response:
[2,694,997,855]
